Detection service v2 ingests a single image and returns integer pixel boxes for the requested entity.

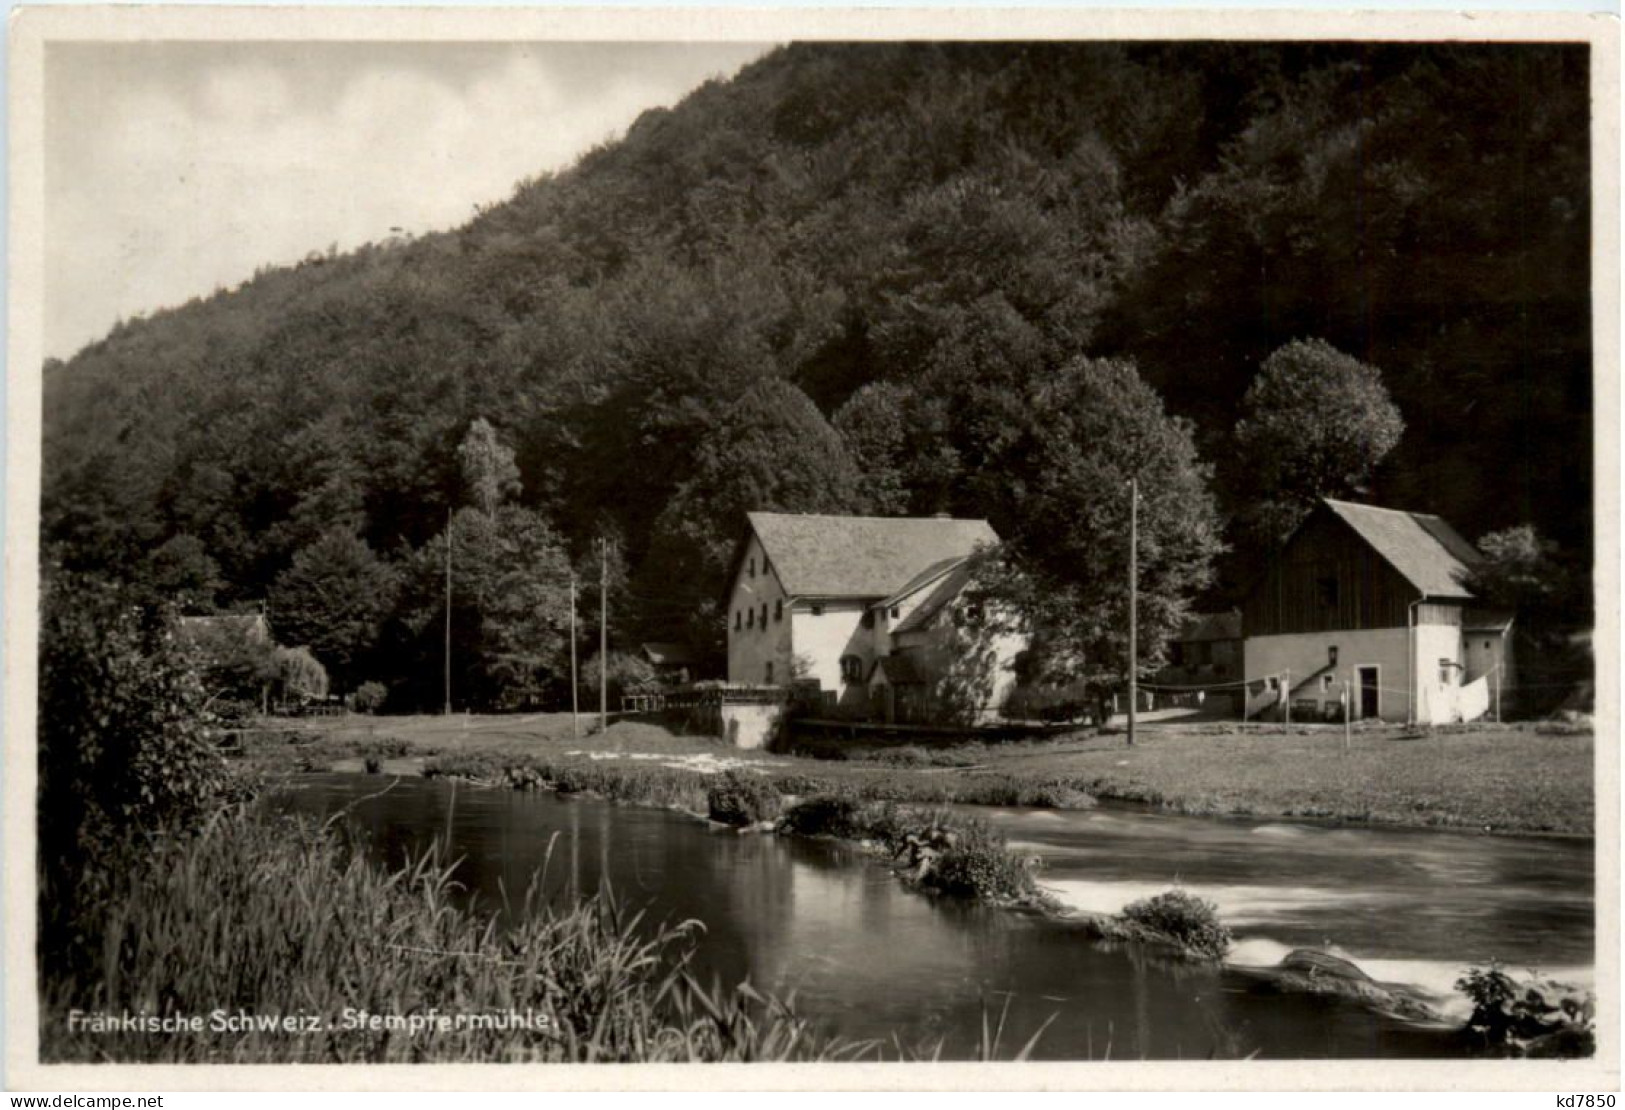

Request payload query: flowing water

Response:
[278,775,1593,1060]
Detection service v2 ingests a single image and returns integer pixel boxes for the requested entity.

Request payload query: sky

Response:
[42,41,773,360]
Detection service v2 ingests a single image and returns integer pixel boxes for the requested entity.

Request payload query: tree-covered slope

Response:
[42,41,1593,700]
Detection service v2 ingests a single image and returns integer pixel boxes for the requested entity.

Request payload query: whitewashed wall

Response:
[725,534,792,685]
[787,601,872,701]
[1245,628,1410,722]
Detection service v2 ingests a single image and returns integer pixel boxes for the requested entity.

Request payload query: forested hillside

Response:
[42,42,1592,708]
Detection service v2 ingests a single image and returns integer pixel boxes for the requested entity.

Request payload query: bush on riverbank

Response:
[777,795,1042,905]
[422,752,711,813]
[1115,890,1232,960]
[422,751,508,782]
[42,807,861,1063]
[1456,963,1595,1057]
[777,794,871,838]
[707,771,782,826]
[911,816,1040,902]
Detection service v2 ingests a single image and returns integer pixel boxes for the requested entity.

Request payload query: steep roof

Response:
[891,560,975,634]
[879,557,964,609]
[745,512,997,599]
[177,612,270,645]
[1322,499,1480,600]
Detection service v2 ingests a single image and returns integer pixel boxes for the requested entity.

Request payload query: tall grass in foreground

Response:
[41,807,862,1063]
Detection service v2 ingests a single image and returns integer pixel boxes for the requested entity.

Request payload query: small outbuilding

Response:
[1241,499,1512,724]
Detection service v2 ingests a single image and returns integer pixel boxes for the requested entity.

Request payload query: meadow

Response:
[252,712,1596,835]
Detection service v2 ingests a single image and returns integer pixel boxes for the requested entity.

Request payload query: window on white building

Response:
[775,599,783,621]
[765,662,774,684]
[840,655,864,682]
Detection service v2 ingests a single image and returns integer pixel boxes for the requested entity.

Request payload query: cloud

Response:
[44,43,771,358]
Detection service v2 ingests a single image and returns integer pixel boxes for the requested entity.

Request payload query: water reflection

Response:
[278,775,1589,1060]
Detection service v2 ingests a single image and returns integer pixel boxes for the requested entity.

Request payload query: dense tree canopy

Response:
[968,356,1224,686]
[642,378,868,658]
[1233,338,1405,546]
[40,42,1594,706]
[268,530,398,692]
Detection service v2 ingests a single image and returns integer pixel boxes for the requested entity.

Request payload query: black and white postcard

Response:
[4,6,1618,1093]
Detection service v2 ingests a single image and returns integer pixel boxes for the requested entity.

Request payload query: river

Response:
[277,774,1593,1060]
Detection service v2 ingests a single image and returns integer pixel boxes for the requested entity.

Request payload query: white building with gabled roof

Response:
[724,511,1025,723]
[1242,498,1513,724]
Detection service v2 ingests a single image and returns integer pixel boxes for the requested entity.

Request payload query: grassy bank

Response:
[1030,725,1594,834]
[42,806,863,1063]
[248,712,1595,835]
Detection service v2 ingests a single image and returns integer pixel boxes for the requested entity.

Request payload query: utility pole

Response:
[1127,476,1137,748]
[443,508,453,716]
[570,573,580,741]
[599,538,608,735]
[1343,679,1352,754]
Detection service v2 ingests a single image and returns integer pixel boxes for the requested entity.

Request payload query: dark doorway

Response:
[1358,666,1380,720]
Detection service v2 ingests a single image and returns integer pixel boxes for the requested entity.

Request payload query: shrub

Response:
[423,752,507,782]
[1456,963,1596,1056]
[788,738,851,761]
[275,645,329,705]
[778,794,867,838]
[912,817,1038,903]
[1013,782,1097,809]
[39,577,228,854]
[38,575,234,978]
[352,681,388,714]
[871,745,931,767]
[211,697,260,723]
[1119,890,1232,959]
[707,771,782,827]
[580,650,661,707]
[363,756,382,775]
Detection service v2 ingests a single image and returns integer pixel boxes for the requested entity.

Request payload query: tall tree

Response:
[832,380,914,515]
[1233,338,1404,542]
[1466,524,1590,714]
[967,356,1223,693]
[398,506,574,711]
[268,531,398,692]
[641,378,867,656]
[457,417,523,517]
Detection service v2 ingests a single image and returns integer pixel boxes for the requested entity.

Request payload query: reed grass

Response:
[40,807,863,1063]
